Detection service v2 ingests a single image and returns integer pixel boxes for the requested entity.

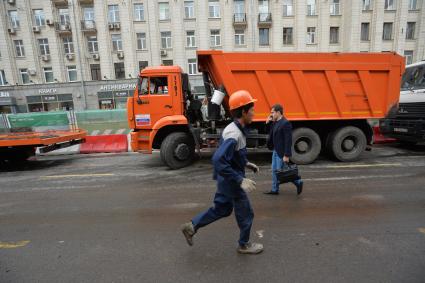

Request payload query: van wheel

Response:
[160,132,195,169]
[327,126,366,162]
[290,128,321,165]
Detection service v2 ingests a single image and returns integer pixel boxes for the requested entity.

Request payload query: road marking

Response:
[312,163,402,169]
[418,228,425,234]
[40,173,115,179]
[0,240,30,249]
[302,173,411,182]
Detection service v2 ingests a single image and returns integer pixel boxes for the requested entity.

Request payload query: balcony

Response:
[233,13,247,28]
[81,20,96,33]
[55,22,71,34]
[258,13,272,27]
[78,0,93,4]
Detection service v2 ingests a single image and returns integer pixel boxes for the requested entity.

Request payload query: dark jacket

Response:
[267,117,293,158]
[212,120,248,198]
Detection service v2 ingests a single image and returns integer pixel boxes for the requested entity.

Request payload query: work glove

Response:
[240,178,256,193]
[246,162,259,174]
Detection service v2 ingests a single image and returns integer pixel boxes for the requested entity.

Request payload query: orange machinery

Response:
[128,51,404,169]
[0,129,86,163]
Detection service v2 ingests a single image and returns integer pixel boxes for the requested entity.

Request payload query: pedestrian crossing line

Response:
[39,173,115,179]
[0,240,30,249]
[313,163,402,169]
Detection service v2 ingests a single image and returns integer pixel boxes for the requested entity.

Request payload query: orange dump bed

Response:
[197,51,405,121]
[0,129,86,147]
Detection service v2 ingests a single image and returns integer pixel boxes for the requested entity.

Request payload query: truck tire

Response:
[160,132,195,169]
[290,127,321,165]
[327,126,366,162]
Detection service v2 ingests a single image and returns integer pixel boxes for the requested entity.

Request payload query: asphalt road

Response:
[1,144,425,283]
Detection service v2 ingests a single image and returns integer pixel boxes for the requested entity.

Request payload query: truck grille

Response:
[396,102,425,119]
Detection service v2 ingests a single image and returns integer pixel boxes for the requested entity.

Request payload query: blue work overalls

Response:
[191,121,254,246]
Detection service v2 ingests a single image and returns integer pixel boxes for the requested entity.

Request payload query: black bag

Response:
[275,163,300,184]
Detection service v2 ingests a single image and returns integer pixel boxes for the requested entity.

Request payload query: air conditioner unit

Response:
[32,26,41,33]
[117,51,124,59]
[160,49,167,56]
[60,24,70,31]
[108,23,114,30]
[114,23,121,30]
[92,53,100,60]
[41,55,51,61]
[7,28,16,34]
[7,0,15,5]
[66,54,74,60]
[46,19,53,26]
[28,69,36,76]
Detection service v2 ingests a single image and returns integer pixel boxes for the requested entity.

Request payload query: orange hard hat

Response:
[229,90,257,110]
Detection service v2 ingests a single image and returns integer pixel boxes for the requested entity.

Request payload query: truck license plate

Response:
[394,128,408,133]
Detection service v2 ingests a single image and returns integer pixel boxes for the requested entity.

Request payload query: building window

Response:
[363,0,372,10]
[259,0,270,21]
[210,29,221,47]
[90,64,101,81]
[307,27,316,44]
[330,27,339,44]
[330,0,340,15]
[406,22,416,40]
[43,67,54,83]
[27,94,74,112]
[134,4,144,21]
[0,70,7,86]
[404,50,413,65]
[108,5,120,23]
[188,59,197,75]
[409,0,417,10]
[20,69,30,84]
[33,9,45,26]
[38,38,50,55]
[59,8,70,25]
[84,7,95,21]
[111,34,123,51]
[283,27,293,45]
[186,31,196,47]
[307,0,316,16]
[259,28,270,46]
[137,33,147,50]
[384,0,395,10]
[8,10,20,29]
[235,29,245,46]
[114,63,125,79]
[87,36,98,53]
[161,31,172,49]
[159,2,170,20]
[139,61,149,71]
[67,66,78,82]
[361,23,370,41]
[63,37,74,54]
[283,0,293,16]
[184,1,195,19]
[162,60,173,66]
[14,40,25,57]
[383,22,393,40]
[209,0,220,18]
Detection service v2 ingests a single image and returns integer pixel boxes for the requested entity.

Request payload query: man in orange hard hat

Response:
[181,90,264,255]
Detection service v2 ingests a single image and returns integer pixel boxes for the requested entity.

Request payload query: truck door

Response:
[135,75,174,128]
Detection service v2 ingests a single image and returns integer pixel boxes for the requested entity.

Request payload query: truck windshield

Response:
[401,65,425,91]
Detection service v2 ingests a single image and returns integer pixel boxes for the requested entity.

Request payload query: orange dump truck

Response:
[0,129,86,164]
[127,51,404,169]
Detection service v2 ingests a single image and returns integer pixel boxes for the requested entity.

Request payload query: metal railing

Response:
[258,13,272,23]
[233,13,246,23]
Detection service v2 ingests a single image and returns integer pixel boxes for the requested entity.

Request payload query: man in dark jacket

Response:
[181,90,263,255]
[264,104,303,195]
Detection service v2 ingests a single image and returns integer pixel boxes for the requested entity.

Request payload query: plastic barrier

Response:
[75,109,130,135]
[80,134,128,154]
[373,126,396,144]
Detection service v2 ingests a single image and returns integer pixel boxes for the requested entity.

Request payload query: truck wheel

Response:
[290,128,321,165]
[327,126,366,162]
[160,132,195,169]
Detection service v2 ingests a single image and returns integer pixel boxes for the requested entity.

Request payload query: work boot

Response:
[237,242,264,254]
[181,222,195,246]
[263,190,279,195]
[296,180,303,195]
